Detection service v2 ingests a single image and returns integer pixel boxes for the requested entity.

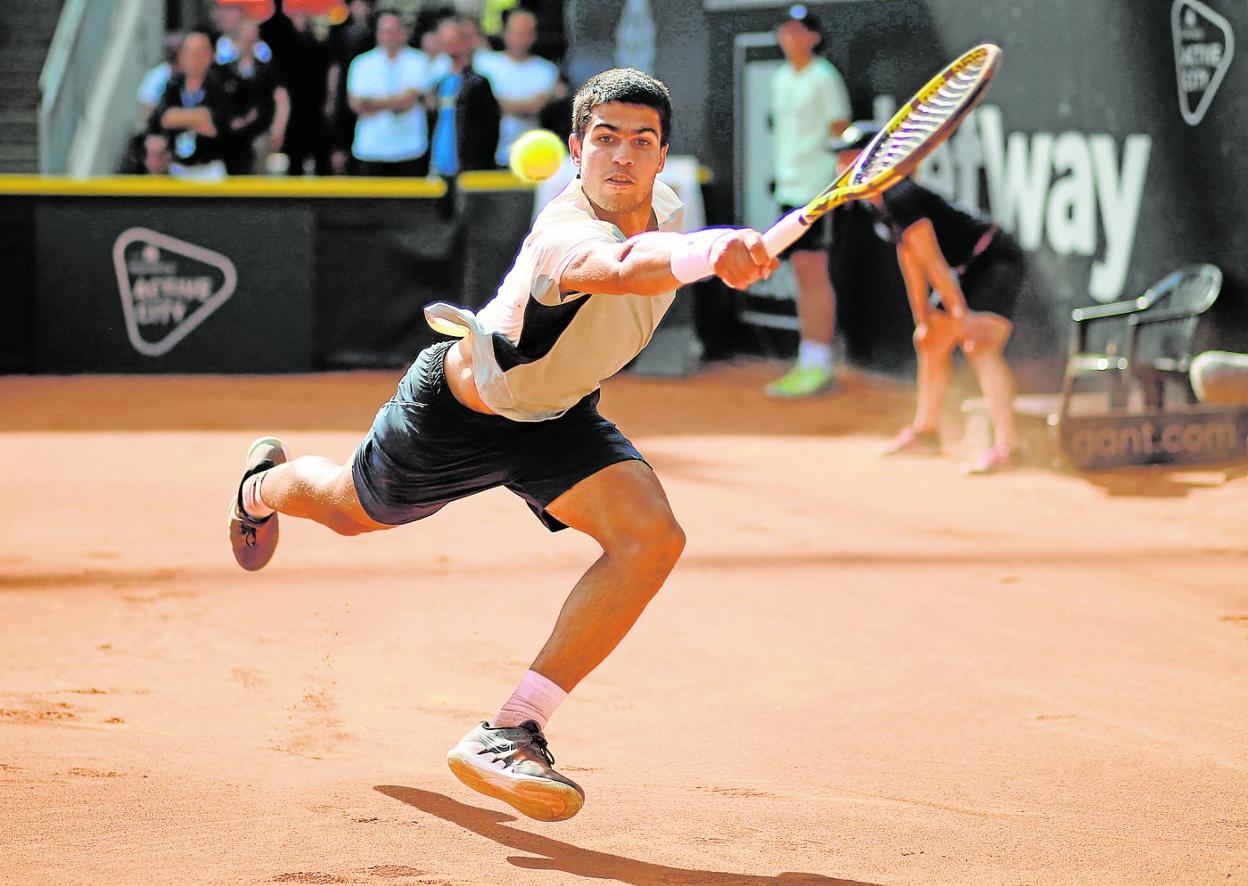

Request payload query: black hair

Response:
[571,68,673,147]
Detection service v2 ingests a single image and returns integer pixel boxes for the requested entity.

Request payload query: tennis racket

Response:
[762,43,1001,258]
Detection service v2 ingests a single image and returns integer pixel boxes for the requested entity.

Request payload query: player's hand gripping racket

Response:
[762,43,1001,258]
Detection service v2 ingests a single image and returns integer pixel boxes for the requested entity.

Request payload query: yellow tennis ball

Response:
[509,129,567,183]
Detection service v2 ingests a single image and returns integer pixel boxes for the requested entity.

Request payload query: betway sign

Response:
[920,106,1152,303]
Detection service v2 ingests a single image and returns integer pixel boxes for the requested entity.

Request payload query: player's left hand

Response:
[710,230,779,290]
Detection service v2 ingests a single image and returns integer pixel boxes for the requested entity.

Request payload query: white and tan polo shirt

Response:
[427,178,686,421]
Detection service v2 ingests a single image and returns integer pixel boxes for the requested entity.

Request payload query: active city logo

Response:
[1172,0,1235,126]
[1064,412,1248,470]
[112,228,237,357]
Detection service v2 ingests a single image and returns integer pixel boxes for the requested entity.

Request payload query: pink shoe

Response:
[963,443,1017,475]
[881,426,941,456]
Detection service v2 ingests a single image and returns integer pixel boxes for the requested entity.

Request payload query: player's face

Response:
[571,102,668,215]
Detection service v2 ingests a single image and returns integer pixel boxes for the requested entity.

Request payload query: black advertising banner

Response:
[1059,406,1248,471]
[313,198,459,369]
[33,201,314,373]
[0,200,35,373]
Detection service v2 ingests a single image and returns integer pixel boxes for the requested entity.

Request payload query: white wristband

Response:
[670,228,734,284]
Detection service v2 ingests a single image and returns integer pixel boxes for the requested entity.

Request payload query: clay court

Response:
[2,364,1246,885]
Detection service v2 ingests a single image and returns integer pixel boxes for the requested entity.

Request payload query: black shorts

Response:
[778,203,830,256]
[941,235,1025,320]
[350,341,646,531]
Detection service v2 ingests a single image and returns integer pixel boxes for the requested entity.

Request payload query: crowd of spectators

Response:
[122,1,568,178]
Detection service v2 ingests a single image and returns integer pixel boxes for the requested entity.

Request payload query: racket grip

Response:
[762,209,809,258]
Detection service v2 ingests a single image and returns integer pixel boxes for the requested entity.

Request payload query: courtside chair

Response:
[1059,264,1222,419]
[1126,264,1222,410]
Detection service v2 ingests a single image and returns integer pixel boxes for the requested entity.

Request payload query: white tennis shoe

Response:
[446,720,585,822]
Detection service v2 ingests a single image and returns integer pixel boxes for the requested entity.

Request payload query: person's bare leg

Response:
[256,456,390,536]
[528,459,685,693]
[962,313,1017,449]
[769,249,838,396]
[791,248,836,347]
[912,315,958,433]
[445,459,683,822]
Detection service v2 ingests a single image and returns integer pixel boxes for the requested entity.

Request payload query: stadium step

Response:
[0,0,62,172]
[0,142,39,170]
[0,85,41,112]
[0,110,38,145]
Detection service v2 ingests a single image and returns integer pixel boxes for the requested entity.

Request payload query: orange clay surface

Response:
[1,362,1246,886]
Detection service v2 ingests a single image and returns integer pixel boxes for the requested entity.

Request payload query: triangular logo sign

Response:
[112,227,238,356]
[1172,0,1235,126]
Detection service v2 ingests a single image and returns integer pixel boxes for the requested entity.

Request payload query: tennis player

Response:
[227,68,777,821]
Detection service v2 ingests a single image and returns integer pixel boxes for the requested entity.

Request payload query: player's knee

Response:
[617,510,685,569]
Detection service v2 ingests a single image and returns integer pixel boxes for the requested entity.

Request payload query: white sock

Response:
[240,472,275,519]
[797,339,834,372]
[492,670,568,730]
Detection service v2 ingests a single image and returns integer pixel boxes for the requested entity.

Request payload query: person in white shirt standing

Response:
[347,11,434,176]
[766,4,851,398]
[477,8,560,168]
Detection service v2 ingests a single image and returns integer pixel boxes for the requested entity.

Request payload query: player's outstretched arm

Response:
[559,228,778,297]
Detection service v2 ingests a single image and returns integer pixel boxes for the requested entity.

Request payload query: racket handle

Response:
[762,209,809,258]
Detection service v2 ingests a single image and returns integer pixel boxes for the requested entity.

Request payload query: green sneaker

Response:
[765,364,835,398]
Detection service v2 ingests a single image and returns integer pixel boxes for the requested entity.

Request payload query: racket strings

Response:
[854,53,992,183]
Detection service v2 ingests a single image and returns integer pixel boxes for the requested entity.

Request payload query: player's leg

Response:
[962,312,1018,473]
[913,312,960,432]
[255,455,390,535]
[229,342,471,571]
[446,460,683,822]
[957,246,1023,474]
[883,312,958,455]
[229,438,391,571]
[530,459,684,691]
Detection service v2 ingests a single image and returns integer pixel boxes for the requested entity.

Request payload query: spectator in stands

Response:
[224,19,289,174]
[136,32,182,126]
[428,15,500,175]
[347,10,434,176]
[214,2,273,66]
[764,4,851,399]
[328,0,378,173]
[149,28,239,180]
[477,8,558,168]
[282,10,334,175]
[119,132,173,176]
